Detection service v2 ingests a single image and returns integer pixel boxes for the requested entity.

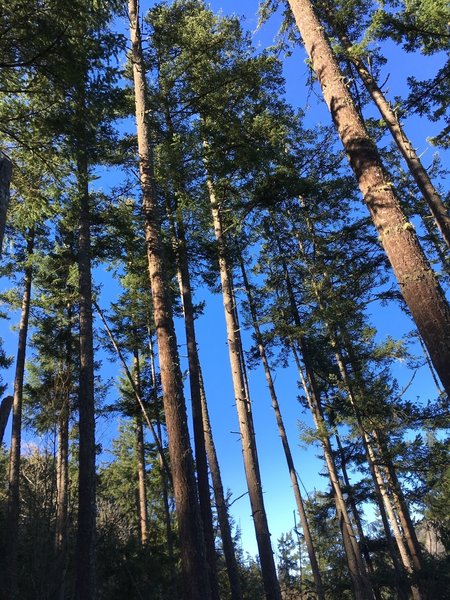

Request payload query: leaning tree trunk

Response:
[74,147,96,600]
[318,5,450,249]
[290,343,373,600]
[6,232,33,600]
[206,174,281,600]
[287,0,450,396]
[240,259,325,600]
[128,2,210,598]
[0,156,12,255]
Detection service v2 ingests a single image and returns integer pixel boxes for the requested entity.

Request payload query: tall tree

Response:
[283,0,450,395]
[127,1,211,598]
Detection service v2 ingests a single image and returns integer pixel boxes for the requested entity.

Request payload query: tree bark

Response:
[240,259,325,600]
[128,2,210,597]
[198,367,244,600]
[287,0,450,396]
[325,17,450,249]
[74,148,96,600]
[274,247,374,600]
[206,174,281,600]
[0,156,12,255]
[6,232,33,600]
[171,209,223,600]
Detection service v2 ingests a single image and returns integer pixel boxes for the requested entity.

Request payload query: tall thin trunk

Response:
[240,259,325,600]
[323,16,450,249]
[75,148,96,600]
[133,350,149,546]
[291,208,414,598]
[287,0,450,396]
[337,332,423,598]
[272,231,374,599]
[128,2,210,597]
[334,432,381,597]
[6,232,33,599]
[147,331,178,594]
[55,386,70,600]
[0,155,12,255]
[374,430,425,575]
[0,395,13,445]
[289,343,371,600]
[198,367,244,600]
[206,174,281,600]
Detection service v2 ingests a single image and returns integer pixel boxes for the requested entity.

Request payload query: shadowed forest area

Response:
[0,0,449,599]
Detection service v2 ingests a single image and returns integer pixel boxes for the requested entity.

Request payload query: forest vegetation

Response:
[0,0,449,599]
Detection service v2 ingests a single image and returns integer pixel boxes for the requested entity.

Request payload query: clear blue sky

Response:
[2,0,448,564]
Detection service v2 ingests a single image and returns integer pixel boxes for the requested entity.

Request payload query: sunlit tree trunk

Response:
[287,0,450,396]
[205,173,281,600]
[128,3,210,596]
[240,259,325,600]
[6,232,33,600]
[322,13,450,249]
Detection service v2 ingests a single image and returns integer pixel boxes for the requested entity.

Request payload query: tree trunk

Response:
[240,259,325,600]
[74,148,96,600]
[6,232,33,599]
[274,247,373,600]
[198,367,244,600]
[206,174,281,600]
[0,156,12,255]
[334,431,382,600]
[133,350,149,546]
[325,17,450,249]
[374,430,425,575]
[128,2,210,597]
[148,329,179,595]
[165,186,220,600]
[290,344,373,600]
[287,0,450,396]
[0,395,13,445]
[55,386,70,600]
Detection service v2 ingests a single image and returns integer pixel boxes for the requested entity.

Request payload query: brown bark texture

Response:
[172,210,221,600]
[288,0,450,396]
[331,23,450,249]
[128,2,210,598]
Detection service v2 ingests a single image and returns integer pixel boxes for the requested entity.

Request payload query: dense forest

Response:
[0,0,449,599]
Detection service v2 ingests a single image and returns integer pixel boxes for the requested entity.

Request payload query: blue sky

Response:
[1,0,448,564]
